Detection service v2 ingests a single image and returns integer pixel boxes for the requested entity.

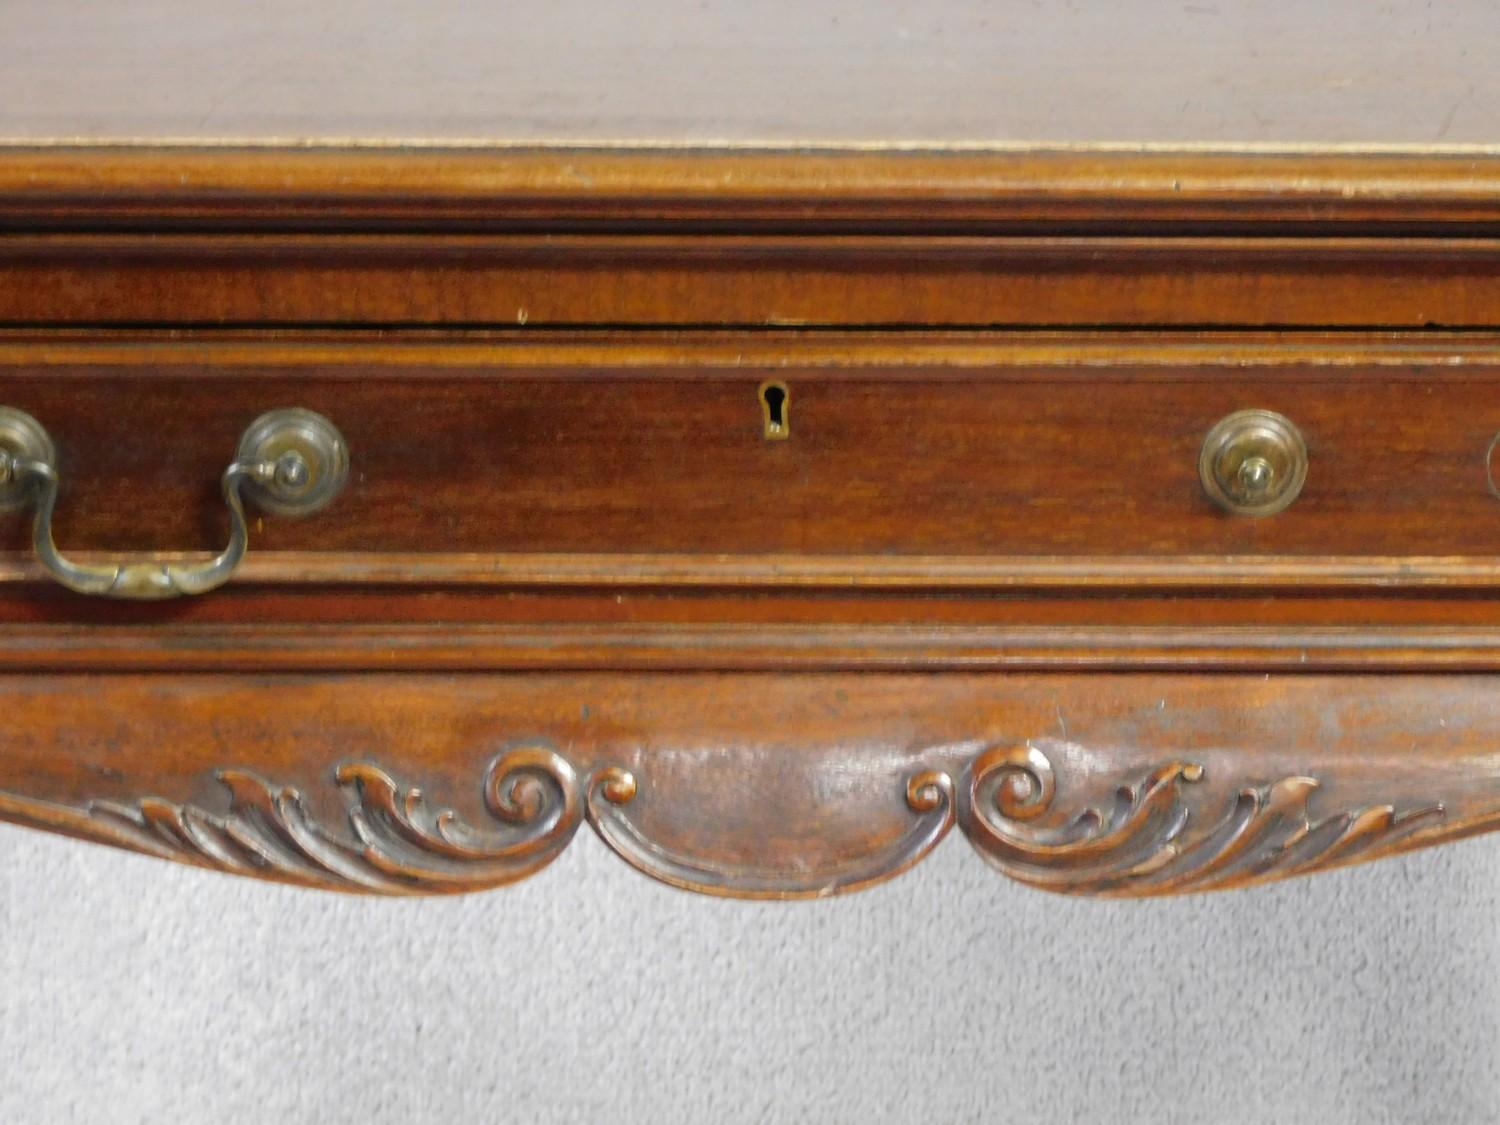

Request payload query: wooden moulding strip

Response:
[1,551,1499,590]
[7,147,1500,228]
[6,622,1500,672]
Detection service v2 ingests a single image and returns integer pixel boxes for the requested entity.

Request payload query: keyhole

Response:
[760,380,790,440]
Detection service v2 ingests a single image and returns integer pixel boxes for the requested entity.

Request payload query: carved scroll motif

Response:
[0,740,1464,899]
[956,742,1447,896]
[64,752,955,898]
[68,755,953,899]
[85,746,584,894]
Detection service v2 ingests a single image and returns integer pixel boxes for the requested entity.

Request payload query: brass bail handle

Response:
[0,407,348,600]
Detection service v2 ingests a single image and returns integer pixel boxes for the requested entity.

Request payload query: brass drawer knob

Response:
[1198,409,1307,516]
[0,406,347,600]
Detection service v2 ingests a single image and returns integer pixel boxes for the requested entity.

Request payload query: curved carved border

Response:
[956,743,1447,897]
[586,766,954,899]
[83,746,583,895]
[0,742,1467,899]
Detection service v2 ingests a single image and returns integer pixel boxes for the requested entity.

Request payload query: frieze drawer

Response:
[2,334,1500,582]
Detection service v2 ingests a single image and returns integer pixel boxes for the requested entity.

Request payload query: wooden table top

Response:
[1,0,1496,149]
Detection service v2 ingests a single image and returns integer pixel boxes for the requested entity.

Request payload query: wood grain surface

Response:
[15,231,1500,327]
[7,148,1500,327]
[4,130,1500,898]
[2,334,1500,560]
[0,672,1495,898]
[9,149,1500,231]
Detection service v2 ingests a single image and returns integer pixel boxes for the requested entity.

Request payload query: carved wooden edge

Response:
[0,748,587,896]
[0,751,953,900]
[956,742,1464,897]
[0,741,1480,900]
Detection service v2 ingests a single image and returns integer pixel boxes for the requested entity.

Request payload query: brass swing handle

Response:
[0,407,348,600]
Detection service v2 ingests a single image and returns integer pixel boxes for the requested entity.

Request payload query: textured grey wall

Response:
[2,824,1497,1124]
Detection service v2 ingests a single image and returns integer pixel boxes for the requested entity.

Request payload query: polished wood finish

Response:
[1,673,1496,898]
[9,338,1500,558]
[9,149,1500,230]
[5,137,1500,897]
[8,149,1500,327]
[17,231,1500,327]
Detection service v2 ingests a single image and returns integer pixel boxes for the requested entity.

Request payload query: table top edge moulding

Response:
[10,143,1500,232]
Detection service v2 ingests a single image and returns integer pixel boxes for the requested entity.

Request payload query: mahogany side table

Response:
[3,1,1500,899]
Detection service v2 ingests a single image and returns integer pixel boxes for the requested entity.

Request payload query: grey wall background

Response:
[2,825,1498,1124]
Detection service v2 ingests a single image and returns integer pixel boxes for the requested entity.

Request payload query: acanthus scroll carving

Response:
[956,741,1447,896]
[0,739,1466,899]
[72,751,955,899]
[86,746,584,894]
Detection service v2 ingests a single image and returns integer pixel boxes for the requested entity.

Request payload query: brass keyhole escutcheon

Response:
[759,380,790,440]
[1199,409,1307,517]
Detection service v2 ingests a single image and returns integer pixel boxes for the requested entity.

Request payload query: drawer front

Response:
[1,336,1499,565]
[5,334,1500,900]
